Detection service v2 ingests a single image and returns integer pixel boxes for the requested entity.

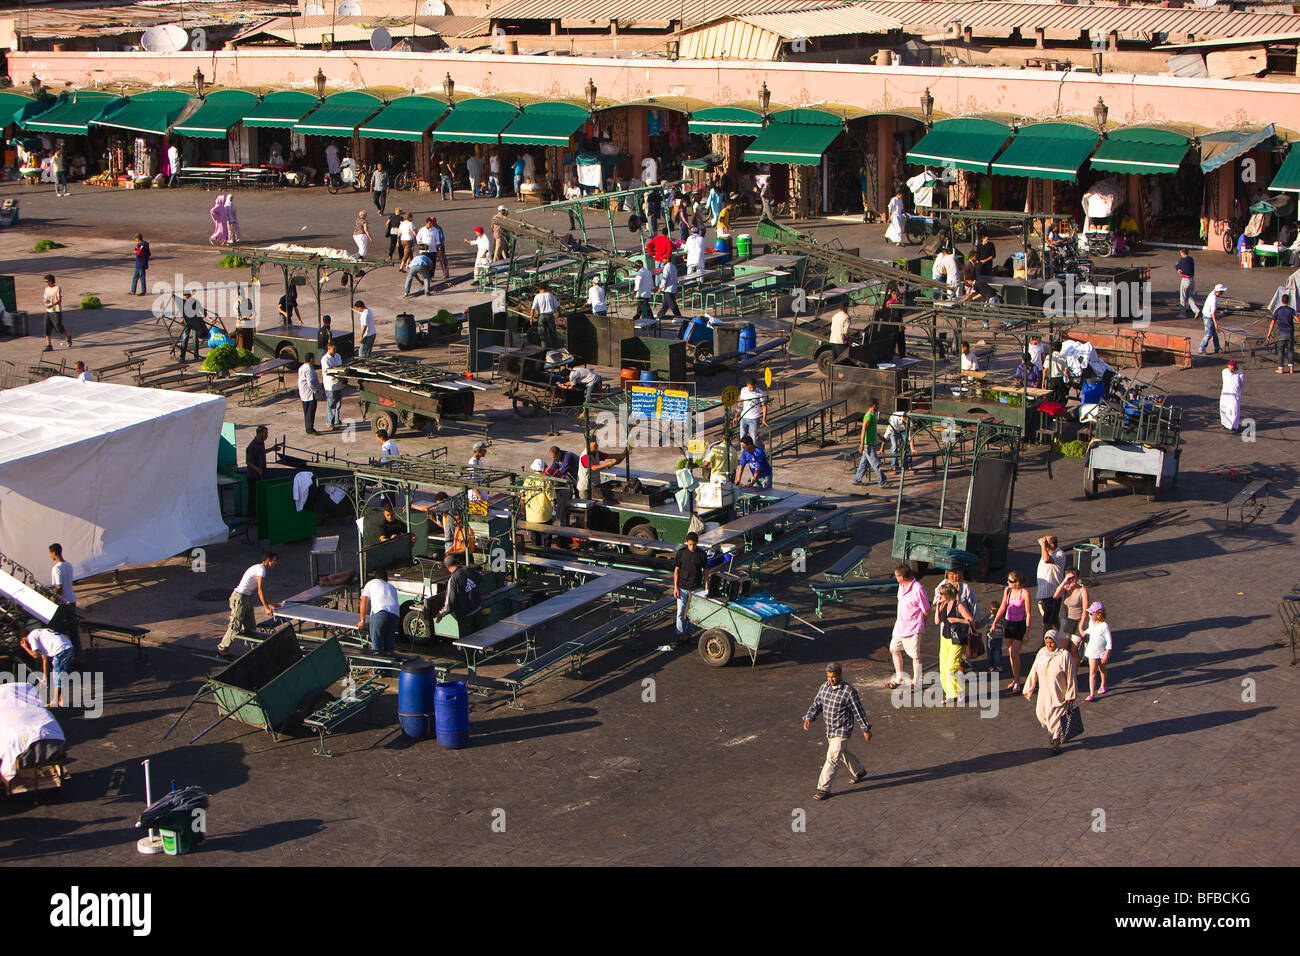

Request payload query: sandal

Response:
[886,680,903,689]
[1085,695,1096,702]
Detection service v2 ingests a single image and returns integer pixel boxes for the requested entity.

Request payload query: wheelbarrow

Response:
[686,589,823,666]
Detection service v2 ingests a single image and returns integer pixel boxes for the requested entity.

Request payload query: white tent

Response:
[0,378,228,580]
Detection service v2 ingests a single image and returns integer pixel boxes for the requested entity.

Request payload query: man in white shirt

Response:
[829,308,852,346]
[358,568,401,654]
[325,143,341,177]
[376,430,400,463]
[488,153,502,197]
[960,342,980,372]
[1036,535,1068,635]
[1199,283,1225,355]
[416,218,433,252]
[634,260,655,322]
[167,142,181,188]
[1028,334,1047,372]
[466,441,489,502]
[587,276,607,315]
[467,153,484,197]
[298,353,320,436]
[321,340,345,430]
[73,361,93,383]
[49,543,81,659]
[735,378,767,442]
[354,301,377,357]
[466,227,491,277]
[569,362,602,402]
[657,255,682,319]
[218,552,279,657]
[530,284,561,350]
[21,628,75,705]
[397,214,417,270]
[685,227,705,274]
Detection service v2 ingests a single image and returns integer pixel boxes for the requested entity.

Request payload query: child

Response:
[1080,601,1112,701]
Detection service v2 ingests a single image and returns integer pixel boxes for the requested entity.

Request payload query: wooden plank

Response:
[1165,53,1209,78]
[1206,46,1266,79]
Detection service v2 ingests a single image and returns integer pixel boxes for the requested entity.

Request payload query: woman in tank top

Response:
[991,570,1033,694]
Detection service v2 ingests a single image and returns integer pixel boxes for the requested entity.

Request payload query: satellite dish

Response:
[370,27,392,51]
[1191,0,1217,6]
[419,0,447,14]
[141,24,189,53]
[336,0,362,15]
[303,2,325,13]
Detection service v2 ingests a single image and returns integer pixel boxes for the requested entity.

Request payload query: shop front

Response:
[172,89,260,167]
[905,117,1015,212]
[743,108,844,218]
[240,90,321,172]
[499,101,593,202]
[292,91,385,185]
[842,109,930,220]
[358,95,449,188]
[988,121,1101,218]
[1199,125,1278,253]
[89,90,193,186]
[1088,126,1197,243]
[19,90,124,181]
[428,97,520,196]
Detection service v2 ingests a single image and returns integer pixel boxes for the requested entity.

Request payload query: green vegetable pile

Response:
[33,239,64,252]
[433,309,456,326]
[1054,439,1087,459]
[201,344,257,374]
[219,254,250,268]
[79,295,102,310]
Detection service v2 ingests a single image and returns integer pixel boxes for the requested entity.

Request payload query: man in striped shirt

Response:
[803,662,872,800]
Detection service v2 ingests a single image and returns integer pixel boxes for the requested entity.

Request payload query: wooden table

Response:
[231,358,291,405]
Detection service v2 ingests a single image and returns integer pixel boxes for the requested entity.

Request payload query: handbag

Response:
[967,627,986,659]
[1062,703,1084,741]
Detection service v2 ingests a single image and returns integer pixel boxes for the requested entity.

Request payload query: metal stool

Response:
[308,535,342,587]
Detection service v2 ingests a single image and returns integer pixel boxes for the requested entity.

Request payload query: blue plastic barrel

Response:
[397,659,438,739]
[681,315,710,345]
[434,680,470,749]
[713,237,731,264]
[639,370,656,383]
[393,313,417,351]
[738,323,756,353]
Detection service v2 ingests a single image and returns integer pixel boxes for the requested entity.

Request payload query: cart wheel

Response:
[370,409,398,437]
[512,397,540,418]
[626,522,658,555]
[815,349,835,378]
[698,628,735,667]
[277,344,299,363]
[402,607,432,642]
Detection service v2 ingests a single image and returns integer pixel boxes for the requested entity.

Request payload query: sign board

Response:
[721,385,740,408]
[630,385,689,423]
[763,366,772,388]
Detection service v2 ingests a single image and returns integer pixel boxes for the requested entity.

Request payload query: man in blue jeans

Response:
[354,300,376,357]
[21,627,75,707]
[852,398,887,488]
[358,568,400,654]
[131,233,150,296]
[1198,283,1226,354]
[735,436,773,490]
[512,156,525,197]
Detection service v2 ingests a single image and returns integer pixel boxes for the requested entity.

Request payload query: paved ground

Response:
[1,178,1298,866]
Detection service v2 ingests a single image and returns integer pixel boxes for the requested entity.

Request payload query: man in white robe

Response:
[884,190,906,245]
[1220,360,1244,431]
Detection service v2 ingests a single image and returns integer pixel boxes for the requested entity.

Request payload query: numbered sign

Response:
[721,385,740,408]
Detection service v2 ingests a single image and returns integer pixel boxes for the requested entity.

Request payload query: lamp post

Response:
[921,87,934,127]
[314,68,327,99]
[1093,96,1108,131]
[585,77,597,111]
[758,81,770,118]
[443,73,455,105]
[193,68,206,98]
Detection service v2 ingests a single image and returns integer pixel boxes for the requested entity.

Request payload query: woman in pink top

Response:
[991,569,1033,693]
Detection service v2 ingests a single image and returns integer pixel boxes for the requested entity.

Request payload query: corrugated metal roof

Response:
[497,0,1300,40]
[234,15,489,44]
[732,5,902,38]
[490,0,838,29]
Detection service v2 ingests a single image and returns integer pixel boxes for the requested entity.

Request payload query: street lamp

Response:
[585,77,597,111]
[1093,96,1109,131]
[314,68,327,99]
[443,72,455,105]
[28,74,41,98]
[921,87,934,125]
[193,68,206,98]
[758,81,770,117]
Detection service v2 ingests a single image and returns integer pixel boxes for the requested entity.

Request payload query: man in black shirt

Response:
[671,532,709,648]
[436,552,482,632]
[317,314,333,353]
[378,505,407,542]
[1267,293,1296,373]
[973,235,996,274]
[245,425,268,518]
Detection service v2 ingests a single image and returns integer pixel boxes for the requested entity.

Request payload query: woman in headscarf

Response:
[1022,630,1078,754]
[208,194,227,245]
[223,194,241,244]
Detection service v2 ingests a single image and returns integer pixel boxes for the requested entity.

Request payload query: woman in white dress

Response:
[884,189,906,245]
[1220,359,1244,431]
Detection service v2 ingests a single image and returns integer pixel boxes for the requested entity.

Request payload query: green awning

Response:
[358,95,448,142]
[1200,124,1275,173]
[1089,127,1191,175]
[906,118,1013,173]
[1270,147,1300,194]
[294,91,384,137]
[92,91,193,136]
[990,122,1099,182]
[241,90,320,129]
[744,121,842,166]
[172,90,260,139]
[499,102,589,147]
[21,91,121,135]
[1,92,54,129]
[429,98,519,144]
[688,107,763,137]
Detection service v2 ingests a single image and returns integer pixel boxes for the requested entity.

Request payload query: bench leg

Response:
[312,725,334,757]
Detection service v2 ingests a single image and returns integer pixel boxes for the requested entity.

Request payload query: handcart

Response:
[686,585,823,667]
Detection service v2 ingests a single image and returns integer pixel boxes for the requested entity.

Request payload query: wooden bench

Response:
[81,619,149,660]
[301,677,388,756]
[94,357,145,381]
[124,342,174,361]
[824,544,873,582]
[1226,479,1269,527]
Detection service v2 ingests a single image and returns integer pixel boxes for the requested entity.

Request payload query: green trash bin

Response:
[735,234,752,258]
[1073,543,1103,575]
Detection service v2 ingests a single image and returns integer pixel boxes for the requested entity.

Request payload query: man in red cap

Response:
[465,226,491,278]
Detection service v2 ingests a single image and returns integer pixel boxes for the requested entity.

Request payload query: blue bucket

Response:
[640,370,656,382]
[434,680,470,749]
[713,237,731,264]
[738,323,756,353]
[397,659,438,739]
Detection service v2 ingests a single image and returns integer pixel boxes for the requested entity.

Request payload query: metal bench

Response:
[301,677,388,756]
[81,619,149,660]
[823,544,873,582]
[808,578,896,618]
[1226,479,1269,527]
[1279,597,1300,666]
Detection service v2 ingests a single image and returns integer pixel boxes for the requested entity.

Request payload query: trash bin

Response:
[1073,543,1103,576]
[738,323,756,353]
[713,321,740,357]
[735,234,752,258]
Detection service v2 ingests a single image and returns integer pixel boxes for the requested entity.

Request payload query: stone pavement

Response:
[1,179,1297,866]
